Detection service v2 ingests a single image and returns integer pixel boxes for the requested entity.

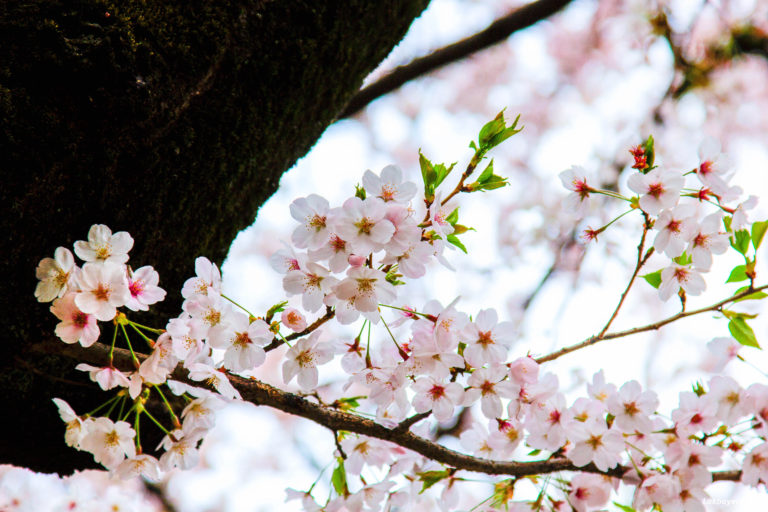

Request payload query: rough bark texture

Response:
[0,0,429,474]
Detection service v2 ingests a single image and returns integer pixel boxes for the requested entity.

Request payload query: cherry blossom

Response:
[181,256,222,298]
[125,265,166,311]
[50,293,99,347]
[411,376,464,422]
[74,262,130,321]
[80,417,136,469]
[74,224,134,264]
[281,307,307,332]
[606,380,658,434]
[282,330,333,390]
[362,164,417,204]
[567,421,624,471]
[75,364,130,391]
[290,194,331,250]
[652,204,698,258]
[567,473,613,512]
[333,196,395,254]
[558,166,593,217]
[687,212,729,270]
[659,263,706,301]
[283,262,338,312]
[462,308,514,368]
[34,247,76,302]
[627,168,684,215]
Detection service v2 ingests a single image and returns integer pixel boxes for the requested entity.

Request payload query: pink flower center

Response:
[673,267,689,283]
[699,161,713,176]
[73,312,89,328]
[428,384,446,400]
[129,280,144,297]
[647,182,665,198]
[666,219,681,233]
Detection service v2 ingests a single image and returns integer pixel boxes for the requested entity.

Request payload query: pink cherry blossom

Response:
[281,308,307,332]
[627,168,684,215]
[606,380,658,434]
[462,308,514,368]
[75,364,130,391]
[411,376,464,422]
[558,166,593,218]
[567,473,612,512]
[74,262,130,321]
[290,194,331,250]
[125,265,166,311]
[282,330,333,390]
[50,293,100,346]
[567,421,624,471]
[652,204,698,258]
[181,256,222,298]
[80,417,136,469]
[687,212,729,270]
[362,164,417,204]
[283,262,338,312]
[333,196,395,254]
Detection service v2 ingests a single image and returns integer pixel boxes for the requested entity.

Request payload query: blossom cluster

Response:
[560,137,759,303]
[34,119,768,511]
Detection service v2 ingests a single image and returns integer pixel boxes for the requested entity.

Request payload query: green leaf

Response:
[723,215,733,233]
[331,458,348,497]
[726,265,748,283]
[354,183,366,200]
[433,162,457,189]
[527,449,542,456]
[445,207,459,226]
[613,502,638,512]
[728,317,760,348]
[267,300,289,319]
[642,270,662,289]
[447,234,468,254]
[416,470,451,493]
[475,174,508,191]
[476,159,494,183]
[478,111,522,151]
[752,220,768,250]
[641,135,655,171]
[732,229,751,255]
[419,151,437,201]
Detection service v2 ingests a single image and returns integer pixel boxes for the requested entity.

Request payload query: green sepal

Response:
[354,183,366,200]
[640,135,655,172]
[723,215,733,233]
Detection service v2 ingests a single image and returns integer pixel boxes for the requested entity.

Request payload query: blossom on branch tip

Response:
[75,364,130,391]
[182,256,222,299]
[559,166,593,217]
[333,196,395,254]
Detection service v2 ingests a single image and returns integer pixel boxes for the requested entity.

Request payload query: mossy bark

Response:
[0,0,429,473]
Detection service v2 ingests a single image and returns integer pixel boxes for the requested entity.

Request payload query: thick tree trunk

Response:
[0,0,429,474]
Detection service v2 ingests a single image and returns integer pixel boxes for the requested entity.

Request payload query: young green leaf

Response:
[642,270,662,289]
[331,458,349,497]
[752,220,768,250]
[613,502,638,512]
[447,234,468,254]
[478,111,523,151]
[728,317,760,348]
[416,470,451,493]
[726,265,748,283]
[731,230,751,255]
[446,207,459,226]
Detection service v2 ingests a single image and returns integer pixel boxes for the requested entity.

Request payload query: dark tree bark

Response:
[0,0,429,474]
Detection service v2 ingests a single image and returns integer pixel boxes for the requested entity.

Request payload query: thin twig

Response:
[597,215,653,338]
[536,283,768,364]
[340,0,574,118]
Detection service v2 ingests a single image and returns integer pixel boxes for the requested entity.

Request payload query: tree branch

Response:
[339,0,574,118]
[536,283,768,364]
[33,340,742,483]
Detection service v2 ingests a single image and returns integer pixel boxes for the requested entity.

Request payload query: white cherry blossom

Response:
[74,224,134,264]
[35,247,76,302]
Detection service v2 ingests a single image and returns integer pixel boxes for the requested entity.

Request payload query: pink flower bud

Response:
[347,254,366,267]
[281,308,307,332]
